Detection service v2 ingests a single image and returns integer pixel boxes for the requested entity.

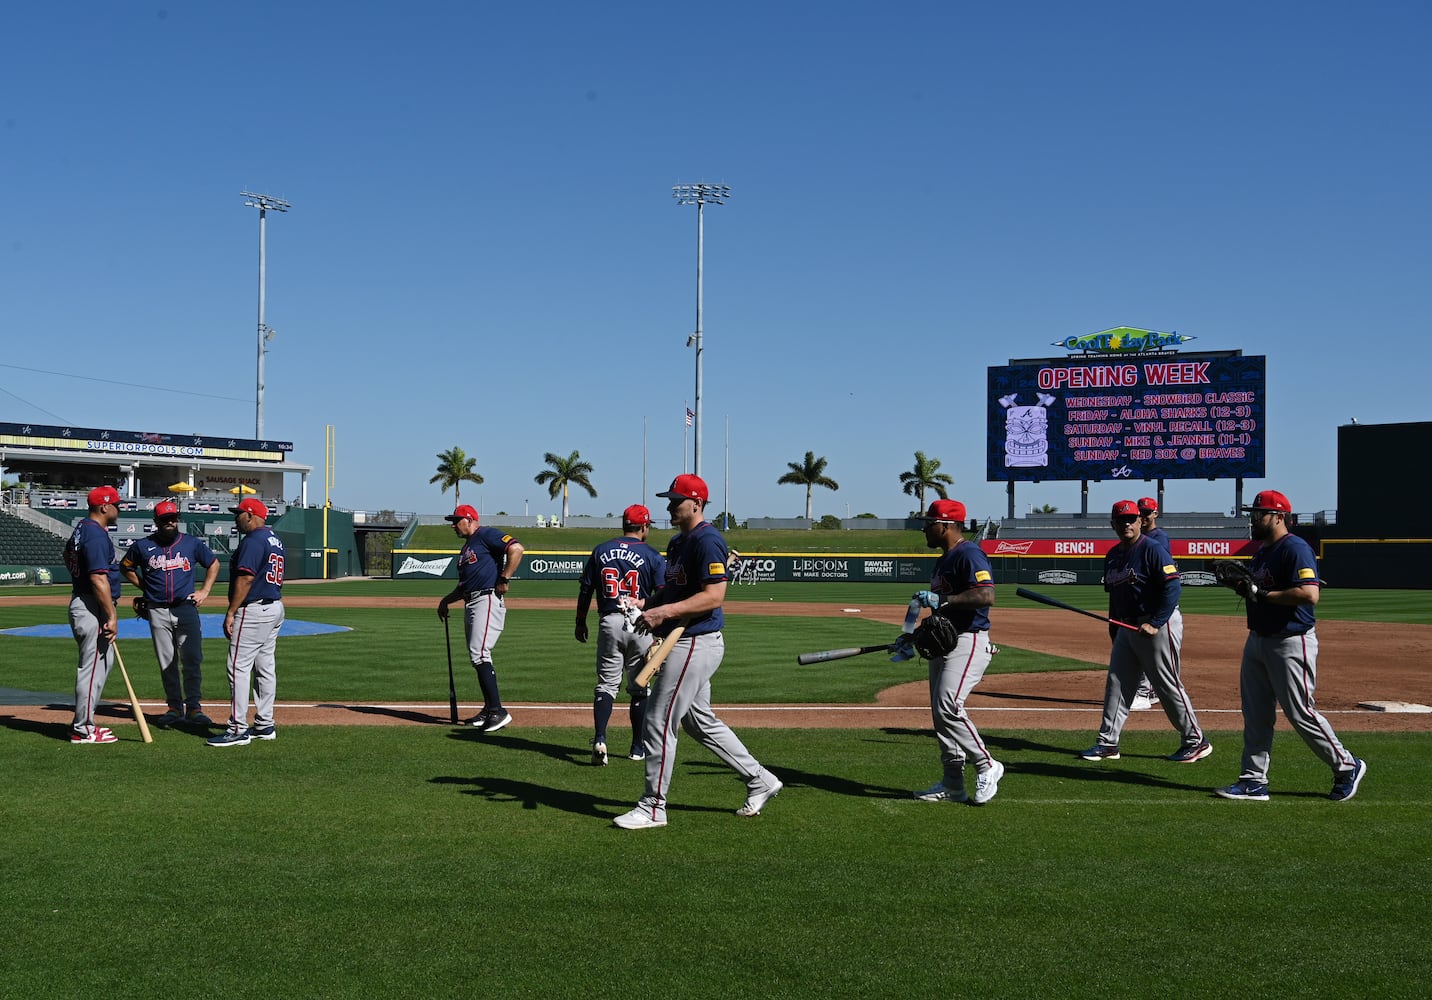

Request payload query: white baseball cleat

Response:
[613,807,667,830]
[591,740,608,766]
[737,778,783,817]
[972,760,1005,805]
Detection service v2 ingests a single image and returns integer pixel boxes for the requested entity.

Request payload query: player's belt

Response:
[151,599,193,608]
[243,598,279,606]
[463,589,495,601]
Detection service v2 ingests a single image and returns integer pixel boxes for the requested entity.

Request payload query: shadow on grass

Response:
[429,774,730,820]
[446,728,592,766]
[683,756,911,800]
[0,713,72,741]
[339,704,450,725]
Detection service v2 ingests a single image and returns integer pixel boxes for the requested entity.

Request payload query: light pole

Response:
[241,191,290,438]
[673,182,729,477]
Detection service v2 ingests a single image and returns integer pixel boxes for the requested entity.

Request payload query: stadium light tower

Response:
[673,182,730,477]
[241,191,290,438]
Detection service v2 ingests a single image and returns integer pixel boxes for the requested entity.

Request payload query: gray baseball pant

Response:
[69,594,115,737]
[223,600,284,733]
[1236,629,1356,783]
[633,632,776,823]
[1097,610,1204,748]
[148,603,204,711]
[929,630,997,787]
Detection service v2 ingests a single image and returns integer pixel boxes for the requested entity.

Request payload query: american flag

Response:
[685,408,695,427]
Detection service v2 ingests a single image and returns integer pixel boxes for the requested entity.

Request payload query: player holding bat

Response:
[611,474,782,830]
[904,498,1005,806]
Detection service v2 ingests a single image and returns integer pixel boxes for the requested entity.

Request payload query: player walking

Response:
[1216,490,1366,802]
[903,499,1005,806]
[64,486,123,744]
[438,505,524,733]
[208,498,286,747]
[120,499,220,728]
[1131,497,1171,711]
[575,504,666,764]
[613,474,781,829]
[1080,500,1210,764]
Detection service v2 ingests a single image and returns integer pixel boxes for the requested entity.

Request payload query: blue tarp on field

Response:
[1,616,350,639]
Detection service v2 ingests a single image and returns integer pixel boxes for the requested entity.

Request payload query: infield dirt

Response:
[4,596,1428,732]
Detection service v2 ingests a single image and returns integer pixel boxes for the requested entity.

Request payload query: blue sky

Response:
[3,2,1428,524]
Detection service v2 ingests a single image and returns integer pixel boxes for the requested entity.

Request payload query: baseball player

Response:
[901,499,1005,806]
[1079,500,1210,764]
[120,499,220,728]
[1216,490,1366,802]
[437,504,524,733]
[208,497,286,747]
[613,474,781,829]
[1131,497,1172,711]
[63,486,123,744]
[575,504,666,764]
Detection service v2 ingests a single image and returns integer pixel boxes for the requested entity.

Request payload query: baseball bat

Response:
[797,643,897,666]
[634,624,686,688]
[442,616,458,725]
[1015,587,1139,632]
[110,643,154,744]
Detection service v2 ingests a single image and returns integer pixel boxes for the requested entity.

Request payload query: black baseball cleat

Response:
[482,710,513,734]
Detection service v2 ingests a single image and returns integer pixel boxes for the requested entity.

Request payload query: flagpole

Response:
[724,415,730,530]
[683,400,689,473]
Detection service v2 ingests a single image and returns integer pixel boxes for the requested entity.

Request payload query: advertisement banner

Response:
[981,538,1258,559]
[391,551,940,584]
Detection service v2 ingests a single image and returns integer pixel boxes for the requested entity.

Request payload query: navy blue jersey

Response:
[1144,525,1171,554]
[579,537,666,615]
[929,540,995,632]
[65,518,120,600]
[457,526,518,593]
[122,533,216,604]
[1246,533,1320,636]
[230,526,285,604]
[1104,536,1180,627]
[656,521,727,637]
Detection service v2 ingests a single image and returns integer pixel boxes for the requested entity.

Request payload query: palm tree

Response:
[429,446,484,502]
[898,450,954,514]
[777,451,839,520]
[534,450,597,522]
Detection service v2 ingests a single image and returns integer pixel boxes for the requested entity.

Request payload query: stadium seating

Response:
[0,509,69,564]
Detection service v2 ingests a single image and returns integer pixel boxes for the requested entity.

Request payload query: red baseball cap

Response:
[1137,497,1158,513]
[230,497,269,520]
[444,504,480,523]
[923,499,967,522]
[656,474,709,503]
[1242,490,1292,514]
[154,500,180,519]
[623,504,653,526]
[87,486,120,507]
[1111,500,1140,516]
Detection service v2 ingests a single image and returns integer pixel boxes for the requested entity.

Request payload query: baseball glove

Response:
[1212,560,1262,602]
[911,611,961,659]
[132,596,151,620]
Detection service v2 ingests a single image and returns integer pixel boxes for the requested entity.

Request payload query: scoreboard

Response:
[986,352,1265,483]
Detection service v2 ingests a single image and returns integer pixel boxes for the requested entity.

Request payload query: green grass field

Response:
[3,580,1429,997]
[5,727,1429,998]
